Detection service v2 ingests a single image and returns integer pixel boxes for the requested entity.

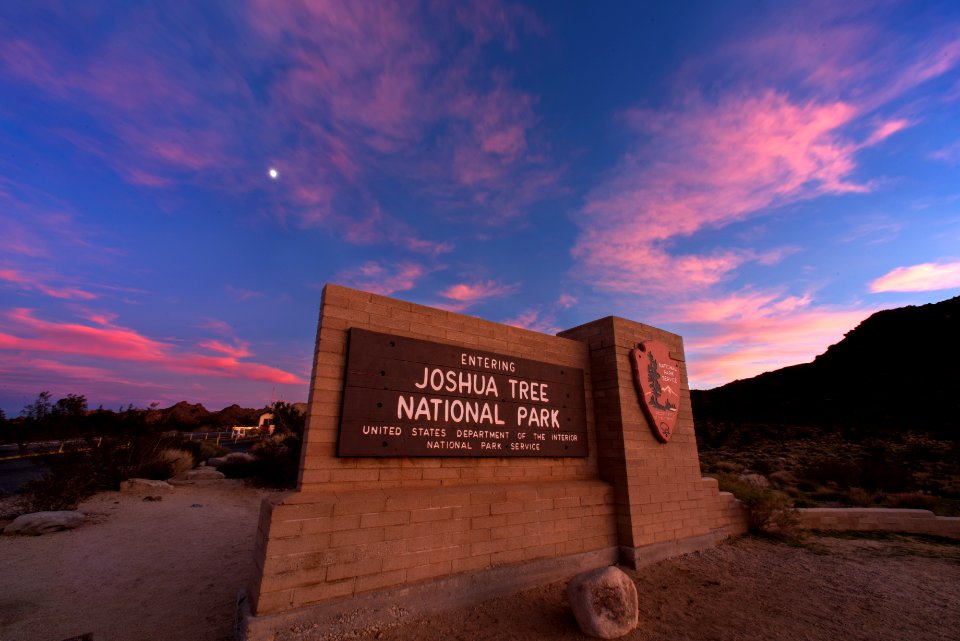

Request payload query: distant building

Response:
[231,413,275,438]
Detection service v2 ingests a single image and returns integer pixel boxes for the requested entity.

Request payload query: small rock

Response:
[567,566,638,639]
[120,478,175,494]
[3,511,85,536]
[143,496,163,502]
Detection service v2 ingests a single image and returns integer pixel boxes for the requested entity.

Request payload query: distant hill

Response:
[692,296,960,437]
[152,401,274,430]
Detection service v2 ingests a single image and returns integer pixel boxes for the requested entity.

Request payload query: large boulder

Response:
[120,478,175,494]
[3,511,85,536]
[567,566,638,639]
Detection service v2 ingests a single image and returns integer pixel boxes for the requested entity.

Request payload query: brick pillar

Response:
[559,317,736,566]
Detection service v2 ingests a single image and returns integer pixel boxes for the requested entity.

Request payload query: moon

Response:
[268,168,279,179]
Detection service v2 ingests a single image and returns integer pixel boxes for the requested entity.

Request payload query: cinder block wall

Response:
[249,285,619,615]
[559,317,746,561]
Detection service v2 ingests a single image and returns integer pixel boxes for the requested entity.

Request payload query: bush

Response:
[885,491,938,511]
[249,434,302,488]
[134,448,195,479]
[17,451,98,513]
[15,436,202,513]
[176,439,230,466]
[843,487,881,507]
[716,473,802,540]
[767,470,797,489]
[801,457,860,487]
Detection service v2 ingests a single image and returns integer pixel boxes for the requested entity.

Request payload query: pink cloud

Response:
[0,308,305,386]
[869,261,960,293]
[16,358,113,381]
[575,91,867,294]
[198,340,252,359]
[865,119,912,146]
[663,293,879,388]
[0,267,98,300]
[200,319,234,336]
[667,291,813,324]
[5,2,558,255]
[246,0,557,228]
[503,308,559,335]
[439,280,519,303]
[225,285,264,302]
[502,294,579,335]
[930,139,960,164]
[574,10,960,297]
[335,261,429,296]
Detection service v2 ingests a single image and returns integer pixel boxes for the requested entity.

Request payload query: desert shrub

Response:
[801,457,860,487]
[767,470,796,489]
[176,439,230,465]
[810,489,848,504]
[249,434,302,488]
[885,491,937,511]
[15,434,194,513]
[792,496,818,508]
[134,448,195,479]
[216,453,259,479]
[17,451,98,512]
[859,457,911,492]
[844,487,881,507]
[716,473,802,540]
[714,460,743,473]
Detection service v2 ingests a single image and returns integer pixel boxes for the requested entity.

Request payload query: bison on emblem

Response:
[629,340,680,443]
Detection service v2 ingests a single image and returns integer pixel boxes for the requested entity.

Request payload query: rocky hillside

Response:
[152,402,270,430]
[692,296,959,437]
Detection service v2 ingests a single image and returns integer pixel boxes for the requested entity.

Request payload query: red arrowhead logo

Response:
[630,341,680,443]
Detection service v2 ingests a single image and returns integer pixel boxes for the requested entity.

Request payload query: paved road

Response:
[0,458,50,495]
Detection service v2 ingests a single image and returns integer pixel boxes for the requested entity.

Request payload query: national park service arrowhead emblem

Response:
[630,341,680,443]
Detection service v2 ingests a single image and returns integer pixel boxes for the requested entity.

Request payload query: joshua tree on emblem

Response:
[646,351,676,411]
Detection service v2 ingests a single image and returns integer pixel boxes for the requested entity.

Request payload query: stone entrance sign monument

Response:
[239,284,746,640]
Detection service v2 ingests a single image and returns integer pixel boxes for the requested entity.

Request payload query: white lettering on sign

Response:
[397,395,506,425]
[460,353,516,373]
[362,424,402,436]
[507,379,549,402]
[516,406,560,428]
[414,367,499,396]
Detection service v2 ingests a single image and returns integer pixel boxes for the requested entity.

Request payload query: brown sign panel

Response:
[630,341,680,443]
[338,328,588,457]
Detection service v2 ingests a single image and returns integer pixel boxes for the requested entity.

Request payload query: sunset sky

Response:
[2,1,959,413]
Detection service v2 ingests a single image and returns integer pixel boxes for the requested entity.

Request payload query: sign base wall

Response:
[243,285,746,637]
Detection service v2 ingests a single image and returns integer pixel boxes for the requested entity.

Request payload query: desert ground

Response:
[2,481,958,641]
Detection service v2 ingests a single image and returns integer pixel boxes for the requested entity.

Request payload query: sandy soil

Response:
[2,482,959,641]
[0,481,278,641]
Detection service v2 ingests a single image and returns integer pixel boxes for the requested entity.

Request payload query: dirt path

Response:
[2,482,958,641]
[0,481,278,641]
[336,535,960,641]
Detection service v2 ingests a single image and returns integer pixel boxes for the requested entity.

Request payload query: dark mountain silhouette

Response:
[692,296,959,437]
[160,401,211,427]
[213,404,264,428]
